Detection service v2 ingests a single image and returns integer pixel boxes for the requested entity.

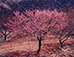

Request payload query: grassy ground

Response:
[0,37,74,57]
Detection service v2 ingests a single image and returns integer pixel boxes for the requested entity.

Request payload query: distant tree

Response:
[0,25,12,41]
[48,11,72,48]
[57,9,74,48]
[57,27,72,48]
[0,13,13,41]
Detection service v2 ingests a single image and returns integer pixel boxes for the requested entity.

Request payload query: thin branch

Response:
[5,30,6,35]
[62,30,72,43]
[59,34,63,40]
[6,31,12,36]
[62,36,69,43]
[61,35,67,40]
[0,31,5,35]
[37,37,39,40]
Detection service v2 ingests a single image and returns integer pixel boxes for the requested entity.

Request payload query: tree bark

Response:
[37,39,42,54]
[59,40,63,48]
[4,35,7,41]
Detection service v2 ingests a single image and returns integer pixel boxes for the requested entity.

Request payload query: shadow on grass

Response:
[4,52,40,57]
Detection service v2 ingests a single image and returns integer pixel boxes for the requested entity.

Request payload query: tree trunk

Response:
[37,39,41,54]
[4,35,7,41]
[59,40,63,48]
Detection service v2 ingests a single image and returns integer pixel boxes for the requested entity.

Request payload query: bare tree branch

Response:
[62,30,73,43]
[37,37,39,40]
[6,31,12,36]
[0,31,5,35]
